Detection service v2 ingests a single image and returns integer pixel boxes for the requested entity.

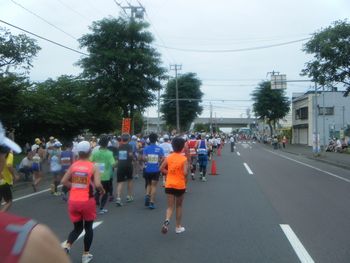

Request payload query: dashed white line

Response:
[280,224,314,263]
[266,149,350,183]
[61,221,103,246]
[243,163,254,175]
[237,152,241,156]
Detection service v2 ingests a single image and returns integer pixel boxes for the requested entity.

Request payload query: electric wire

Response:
[55,0,91,22]
[153,37,311,53]
[9,0,78,40]
[0,19,88,56]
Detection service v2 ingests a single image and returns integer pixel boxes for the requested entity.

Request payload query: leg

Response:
[116,182,123,199]
[127,179,133,197]
[67,221,84,247]
[175,194,185,228]
[83,221,94,253]
[150,180,158,203]
[99,181,110,210]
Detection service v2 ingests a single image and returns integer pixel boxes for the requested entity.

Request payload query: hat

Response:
[76,141,91,153]
[131,135,137,140]
[163,134,169,140]
[49,136,55,140]
[35,138,41,144]
[0,123,21,153]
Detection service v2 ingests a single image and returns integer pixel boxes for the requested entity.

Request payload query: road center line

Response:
[280,224,314,263]
[237,152,241,156]
[61,221,103,246]
[266,149,350,183]
[243,163,253,175]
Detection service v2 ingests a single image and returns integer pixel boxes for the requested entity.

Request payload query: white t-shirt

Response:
[160,142,173,157]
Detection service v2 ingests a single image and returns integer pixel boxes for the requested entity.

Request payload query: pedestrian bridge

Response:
[144,117,255,132]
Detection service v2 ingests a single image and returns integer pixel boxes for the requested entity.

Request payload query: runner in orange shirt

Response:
[160,137,188,234]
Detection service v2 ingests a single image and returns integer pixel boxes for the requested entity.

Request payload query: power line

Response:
[0,19,88,56]
[153,37,311,53]
[10,0,77,40]
[55,0,91,22]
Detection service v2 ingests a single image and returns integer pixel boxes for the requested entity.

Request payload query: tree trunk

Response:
[268,121,273,137]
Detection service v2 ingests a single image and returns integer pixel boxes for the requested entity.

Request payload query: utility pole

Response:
[210,102,213,134]
[115,1,145,20]
[170,64,182,133]
[314,83,320,155]
[157,88,160,133]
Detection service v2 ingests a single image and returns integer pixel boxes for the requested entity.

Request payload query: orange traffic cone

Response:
[210,159,218,175]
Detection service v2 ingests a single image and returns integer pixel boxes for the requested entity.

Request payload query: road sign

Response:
[271,74,287,89]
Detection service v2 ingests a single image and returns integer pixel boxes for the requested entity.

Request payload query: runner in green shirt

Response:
[91,135,115,214]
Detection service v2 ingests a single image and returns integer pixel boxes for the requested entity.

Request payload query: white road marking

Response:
[237,152,241,156]
[61,221,103,246]
[280,224,314,263]
[266,149,350,183]
[243,163,254,175]
[1,187,53,205]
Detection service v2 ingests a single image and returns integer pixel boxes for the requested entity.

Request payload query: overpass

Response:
[144,117,256,132]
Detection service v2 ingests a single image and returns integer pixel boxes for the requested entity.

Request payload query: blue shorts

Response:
[198,154,208,167]
[32,163,41,172]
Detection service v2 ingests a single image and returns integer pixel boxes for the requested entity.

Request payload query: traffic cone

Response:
[210,159,218,175]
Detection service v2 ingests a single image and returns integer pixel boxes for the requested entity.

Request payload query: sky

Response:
[1,0,349,118]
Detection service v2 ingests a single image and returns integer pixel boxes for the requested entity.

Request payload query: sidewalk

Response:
[276,143,350,170]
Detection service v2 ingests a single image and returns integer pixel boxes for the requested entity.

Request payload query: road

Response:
[9,141,350,263]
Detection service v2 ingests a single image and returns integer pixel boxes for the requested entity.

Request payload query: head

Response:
[99,135,109,148]
[197,134,202,140]
[35,138,41,145]
[49,136,55,142]
[190,134,196,140]
[149,133,158,144]
[77,141,91,159]
[163,134,170,142]
[121,133,130,143]
[172,136,185,153]
[131,135,137,141]
[54,142,62,149]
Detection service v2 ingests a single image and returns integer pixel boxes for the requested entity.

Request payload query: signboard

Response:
[271,74,287,89]
[122,118,131,134]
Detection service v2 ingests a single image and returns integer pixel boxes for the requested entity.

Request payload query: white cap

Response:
[0,122,21,153]
[132,135,137,140]
[163,134,169,140]
[77,141,91,153]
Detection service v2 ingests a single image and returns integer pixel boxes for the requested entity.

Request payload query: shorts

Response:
[0,183,13,203]
[144,172,160,187]
[165,188,186,197]
[32,162,41,172]
[117,166,133,182]
[68,198,96,223]
[198,154,208,167]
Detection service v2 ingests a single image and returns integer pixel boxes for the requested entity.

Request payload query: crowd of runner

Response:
[0,126,228,263]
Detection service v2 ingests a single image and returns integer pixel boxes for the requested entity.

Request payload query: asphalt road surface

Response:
[9,141,350,263]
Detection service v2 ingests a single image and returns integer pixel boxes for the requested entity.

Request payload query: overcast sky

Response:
[1,0,349,118]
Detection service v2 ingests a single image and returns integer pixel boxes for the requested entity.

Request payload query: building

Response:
[292,91,350,146]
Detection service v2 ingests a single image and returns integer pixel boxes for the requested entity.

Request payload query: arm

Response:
[61,168,72,189]
[19,224,71,263]
[160,158,168,174]
[93,165,105,194]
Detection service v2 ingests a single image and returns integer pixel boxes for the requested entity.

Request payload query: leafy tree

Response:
[301,20,350,96]
[251,81,290,136]
[194,123,210,133]
[0,27,41,73]
[161,73,203,131]
[78,17,166,132]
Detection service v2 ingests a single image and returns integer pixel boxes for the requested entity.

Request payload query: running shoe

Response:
[98,208,108,214]
[126,195,134,203]
[191,173,195,180]
[82,253,93,263]
[202,177,207,182]
[144,195,150,207]
[53,192,62,196]
[161,220,170,234]
[115,198,123,207]
[61,243,70,254]
[134,174,139,179]
[148,202,155,209]
[175,226,186,234]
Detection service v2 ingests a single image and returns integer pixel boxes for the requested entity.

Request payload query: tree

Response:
[78,17,166,132]
[301,20,350,96]
[251,81,290,136]
[161,73,203,131]
[0,27,41,73]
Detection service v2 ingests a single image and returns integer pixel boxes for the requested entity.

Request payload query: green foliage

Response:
[161,73,203,131]
[251,81,290,136]
[301,20,350,96]
[0,27,41,73]
[78,17,166,122]
[194,123,210,132]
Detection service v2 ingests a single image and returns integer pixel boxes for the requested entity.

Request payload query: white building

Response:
[292,91,350,146]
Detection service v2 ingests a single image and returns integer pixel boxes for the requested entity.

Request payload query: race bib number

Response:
[97,163,105,173]
[61,157,71,166]
[147,154,159,164]
[72,171,88,188]
[119,150,127,160]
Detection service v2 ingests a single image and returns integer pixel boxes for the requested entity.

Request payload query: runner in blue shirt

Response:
[143,133,164,209]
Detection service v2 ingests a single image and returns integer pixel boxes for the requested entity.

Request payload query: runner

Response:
[49,142,62,196]
[31,141,44,192]
[197,134,209,182]
[61,141,105,263]
[129,135,139,179]
[143,133,164,209]
[187,134,199,180]
[91,135,115,214]
[160,137,188,234]
[60,142,74,202]
[115,134,134,206]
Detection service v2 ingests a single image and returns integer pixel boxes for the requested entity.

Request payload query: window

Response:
[318,107,334,115]
[295,107,308,120]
